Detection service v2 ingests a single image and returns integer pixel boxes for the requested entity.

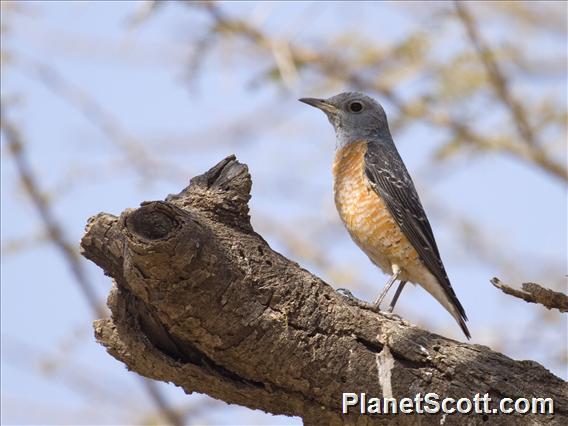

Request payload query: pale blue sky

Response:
[1,1,566,424]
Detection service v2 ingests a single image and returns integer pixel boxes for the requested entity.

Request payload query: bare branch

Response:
[1,108,105,318]
[10,57,185,181]
[81,156,567,425]
[453,1,537,147]
[1,106,184,426]
[453,1,567,182]
[187,1,567,182]
[491,277,568,313]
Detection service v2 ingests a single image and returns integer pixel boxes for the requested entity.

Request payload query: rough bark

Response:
[491,277,568,313]
[80,156,566,425]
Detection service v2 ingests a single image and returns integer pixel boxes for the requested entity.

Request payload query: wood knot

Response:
[126,203,179,240]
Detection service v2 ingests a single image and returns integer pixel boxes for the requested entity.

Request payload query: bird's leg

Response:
[387,281,407,312]
[373,264,401,309]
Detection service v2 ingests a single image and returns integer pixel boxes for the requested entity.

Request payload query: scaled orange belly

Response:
[333,140,420,280]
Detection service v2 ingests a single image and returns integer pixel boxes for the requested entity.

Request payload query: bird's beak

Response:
[299,97,338,114]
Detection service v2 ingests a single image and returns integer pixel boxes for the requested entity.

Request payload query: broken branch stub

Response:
[81,155,567,425]
[491,277,568,313]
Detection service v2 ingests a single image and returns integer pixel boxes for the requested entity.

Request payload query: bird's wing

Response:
[364,141,470,337]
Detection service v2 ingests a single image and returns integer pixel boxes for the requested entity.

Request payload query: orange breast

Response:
[332,141,420,277]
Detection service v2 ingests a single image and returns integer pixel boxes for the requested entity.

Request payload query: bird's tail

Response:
[420,273,470,339]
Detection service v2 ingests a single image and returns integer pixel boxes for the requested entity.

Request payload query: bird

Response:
[299,92,470,339]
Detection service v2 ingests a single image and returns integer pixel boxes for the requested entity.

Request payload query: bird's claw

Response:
[379,311,403,321]
[337,288,381,311]
[336,288,355,299]
[336,288,403,320]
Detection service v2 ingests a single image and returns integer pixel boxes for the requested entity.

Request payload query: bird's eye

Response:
[348,101,363,113]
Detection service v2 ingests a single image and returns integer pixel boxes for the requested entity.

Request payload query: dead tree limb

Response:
[80,156,567,425]
[491,277,568,313]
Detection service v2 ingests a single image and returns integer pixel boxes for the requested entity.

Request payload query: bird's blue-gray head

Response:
[299,92,392,149]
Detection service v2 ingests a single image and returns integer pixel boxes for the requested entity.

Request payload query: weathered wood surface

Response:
[81,156,567,425]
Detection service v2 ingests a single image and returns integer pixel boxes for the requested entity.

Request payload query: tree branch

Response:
[81,156,567,425]
[185,1,568,183]
[453,1,537,147]
[453,1,567,183]
[1,106,183,426]
[491,277,568,313]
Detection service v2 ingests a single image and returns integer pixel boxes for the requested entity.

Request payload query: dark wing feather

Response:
[364,142,469,336]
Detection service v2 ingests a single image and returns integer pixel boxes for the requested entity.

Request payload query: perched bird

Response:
[299,92,470,339]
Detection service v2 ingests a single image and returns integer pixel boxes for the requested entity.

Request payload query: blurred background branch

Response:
[1,106,184,426]
[454,0,566,182]
[187,1,567,182]
[1,107,104,317]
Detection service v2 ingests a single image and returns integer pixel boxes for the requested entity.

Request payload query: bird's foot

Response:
[336,288,355,298]
[379,311,403,321]
[336,288,404,321]
[336,288,377,311]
